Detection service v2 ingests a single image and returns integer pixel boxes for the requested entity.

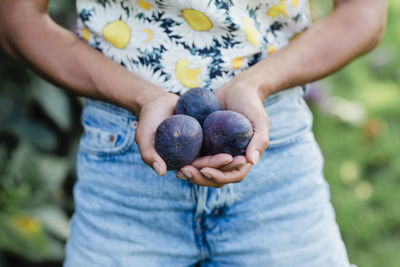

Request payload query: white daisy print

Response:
[209,72,233,93]
[255,5,276,33]
[234,0,269,10]
[79,2,127,38]
[130,20,170,52]
[162,0,230,48]
[131,0,160,17]
[161,44,212,93]
[259,30,282,59]
[265,0,289,19]
[77,0,312,95]
[286,0,312,31]
[229,4,262,48]
[79,4,138,64]
[258,0,307,27]
[220,45,259,73]
[126,63,167,90]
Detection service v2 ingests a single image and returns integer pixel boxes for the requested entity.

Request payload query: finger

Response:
[246,113,270,165]
[135,122,167,176]
[189,154,233,169]
[178,166,225,188]
[200,163,252,184]
[220,155,248,171]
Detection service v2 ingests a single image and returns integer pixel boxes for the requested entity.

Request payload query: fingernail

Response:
[176,172,187,181]
[152,162,161,176]
[200,170,212,180]
[181,169,192,180]
[252,151,260,165]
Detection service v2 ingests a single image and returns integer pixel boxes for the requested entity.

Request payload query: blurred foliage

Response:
[0,2,78,266]
[309,0,400,266]
[0,0,399,267]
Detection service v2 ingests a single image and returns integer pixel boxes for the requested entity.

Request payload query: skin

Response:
[0,0,387,188]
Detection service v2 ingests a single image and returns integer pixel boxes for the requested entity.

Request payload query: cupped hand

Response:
[215,70,270,166]
[176,154,251,188]
[135,91,179,176]
[176,70,270,188]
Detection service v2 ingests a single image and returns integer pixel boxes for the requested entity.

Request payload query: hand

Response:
[135,91,179,176]
[176,154,251,188]
[215,70,270,166]
[175,71,270,188]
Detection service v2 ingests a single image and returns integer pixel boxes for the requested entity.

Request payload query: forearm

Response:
[250,0,387,98]
[0,1,163,116]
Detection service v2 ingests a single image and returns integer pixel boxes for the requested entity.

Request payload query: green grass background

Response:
[310,0,400,266]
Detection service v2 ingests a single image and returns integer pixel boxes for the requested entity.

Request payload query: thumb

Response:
[135,121,167,176]
[246,113,270,165]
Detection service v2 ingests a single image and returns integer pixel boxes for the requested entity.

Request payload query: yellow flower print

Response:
[163,0,229,48]
[229,5,261,48]
[267,0,288,18]
[129,20,170,51]
[137,0,152,10]
[242,17,260,47]
[181,9,213,31]
[268,44,276,54]
[161,44,211,93]
[175,58,202,88]
[220,45,258,73]
[232,57,243,70]
[81,27,91,42]
[76,0,313,96]
[143,28,153,42]
[102,20,131,49]
[80,4,147,64]
[133,0,158,16]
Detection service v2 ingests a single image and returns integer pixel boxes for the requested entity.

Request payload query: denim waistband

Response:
[84,98,136,119]
[82,86,312,149]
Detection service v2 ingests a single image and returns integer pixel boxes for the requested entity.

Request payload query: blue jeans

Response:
[64,87,353,266]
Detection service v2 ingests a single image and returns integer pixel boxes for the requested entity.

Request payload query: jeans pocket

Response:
[79,104,136,157]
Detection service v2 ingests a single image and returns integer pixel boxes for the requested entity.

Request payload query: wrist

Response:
[247,56,286,100]
[248,65,276,100]
[124,82,167,116]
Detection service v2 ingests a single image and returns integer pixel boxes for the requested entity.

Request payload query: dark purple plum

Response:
[155,115,203,169]
[174,87,220,125]
[203,111,253,156]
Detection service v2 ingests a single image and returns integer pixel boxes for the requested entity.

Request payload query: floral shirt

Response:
[76,0,311,95]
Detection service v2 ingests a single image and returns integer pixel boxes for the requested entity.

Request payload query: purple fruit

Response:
[203,111,253,156]
[174,87,220,125]
[155,115,203,169]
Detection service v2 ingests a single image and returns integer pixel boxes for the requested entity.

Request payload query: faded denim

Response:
[64,87,353,266]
